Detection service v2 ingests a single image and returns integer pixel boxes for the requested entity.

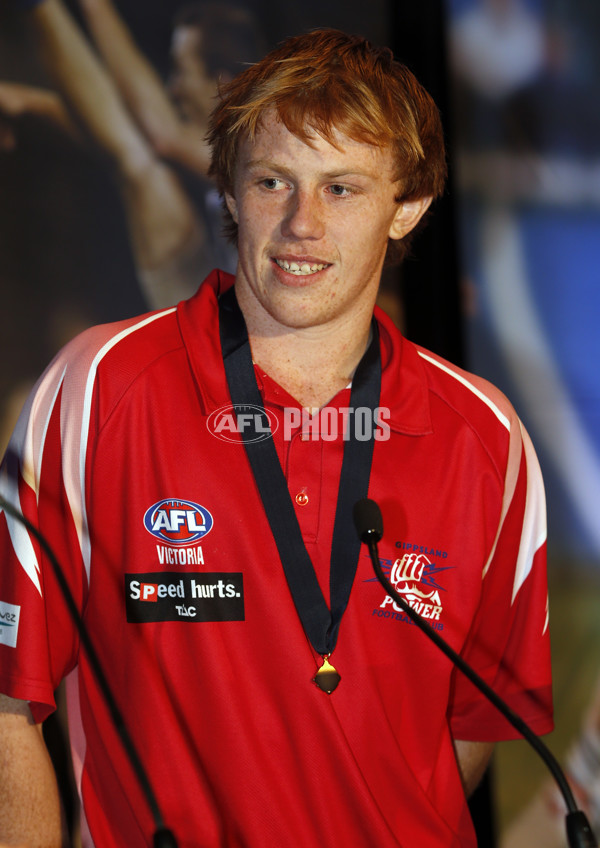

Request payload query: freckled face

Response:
[226,112,414,334]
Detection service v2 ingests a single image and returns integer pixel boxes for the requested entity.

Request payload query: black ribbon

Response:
[218,286,381,655]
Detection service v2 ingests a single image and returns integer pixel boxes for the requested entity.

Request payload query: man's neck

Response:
[241,316,373,410]
[250,330,372,410]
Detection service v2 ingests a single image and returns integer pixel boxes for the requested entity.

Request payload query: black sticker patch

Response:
[125,572,244,623]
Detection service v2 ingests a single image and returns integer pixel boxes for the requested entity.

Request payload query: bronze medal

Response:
[313,656,341,694]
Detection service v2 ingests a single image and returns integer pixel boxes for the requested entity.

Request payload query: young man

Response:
[0,29,552,847]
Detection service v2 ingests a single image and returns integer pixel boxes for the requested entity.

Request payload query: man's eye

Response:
[329,184,350,196]
[262,178,284,190]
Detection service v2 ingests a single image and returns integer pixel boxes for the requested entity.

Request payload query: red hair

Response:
[208,28,447,263]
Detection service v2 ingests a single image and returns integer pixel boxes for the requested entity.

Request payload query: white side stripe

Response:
[418,351,511,431]
[0,367,68,596]
[512,420,547,605]
[0,463,42,595]
[74,309,176,579]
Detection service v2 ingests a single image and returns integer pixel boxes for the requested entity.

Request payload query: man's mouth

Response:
[275,259,328,276]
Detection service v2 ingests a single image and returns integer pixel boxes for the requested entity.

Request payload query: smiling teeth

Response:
[276,259,326,275]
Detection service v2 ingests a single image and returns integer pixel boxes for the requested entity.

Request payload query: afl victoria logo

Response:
[206,403,278,443]
[143,499,213,544]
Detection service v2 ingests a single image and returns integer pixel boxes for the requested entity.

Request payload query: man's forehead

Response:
[238,111,395,172]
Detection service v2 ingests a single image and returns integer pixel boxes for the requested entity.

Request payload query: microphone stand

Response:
[354,498,597,848]
[0,495,178,848]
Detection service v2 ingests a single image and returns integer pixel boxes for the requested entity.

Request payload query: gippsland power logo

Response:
[372,551,452,631]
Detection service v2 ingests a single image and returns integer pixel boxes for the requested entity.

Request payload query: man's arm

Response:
[76,0,210,173]
[454,739,495,797]
[25,0,203,299]
[0,694,62,847]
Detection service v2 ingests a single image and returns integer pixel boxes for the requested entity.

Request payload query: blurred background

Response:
[1,0,599,845]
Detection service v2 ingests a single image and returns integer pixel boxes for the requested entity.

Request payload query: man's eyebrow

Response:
[243,158,293,175]
[242,158,380,181]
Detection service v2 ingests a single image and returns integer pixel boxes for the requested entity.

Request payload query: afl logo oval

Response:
[143,499,213,544]
[207,403,278,443]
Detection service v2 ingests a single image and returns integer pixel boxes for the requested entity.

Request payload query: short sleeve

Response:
[448,420,553,741]
[0,348,89,722]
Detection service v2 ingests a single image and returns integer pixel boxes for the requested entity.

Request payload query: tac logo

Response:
[143,499,213,545]
[206,404,278,443]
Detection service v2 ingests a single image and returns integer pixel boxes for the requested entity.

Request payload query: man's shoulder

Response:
[376,310,519,443]
[54,306,182,387]
[19,307,186,448]
[48,274,227,423]
[412,343,518,434]
[55,270,227,379]
[402,341,529,486]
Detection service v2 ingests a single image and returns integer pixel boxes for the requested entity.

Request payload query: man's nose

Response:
[281,189,325,240]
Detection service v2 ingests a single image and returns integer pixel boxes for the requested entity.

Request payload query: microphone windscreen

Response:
[353,498,383,542]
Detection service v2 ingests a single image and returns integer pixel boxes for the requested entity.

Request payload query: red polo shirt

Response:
[0,270,552,847]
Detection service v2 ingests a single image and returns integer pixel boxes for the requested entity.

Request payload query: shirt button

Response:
[295,491,309,506]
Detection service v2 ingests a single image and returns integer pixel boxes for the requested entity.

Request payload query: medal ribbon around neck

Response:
[218,286,381,692]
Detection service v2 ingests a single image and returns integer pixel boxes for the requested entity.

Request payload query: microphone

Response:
[353,497,383,544]
[353,497,598,848]
[0,494,178,848]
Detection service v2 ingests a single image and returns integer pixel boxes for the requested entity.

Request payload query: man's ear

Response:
[225,192,238,224]
[388,196,433,241]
